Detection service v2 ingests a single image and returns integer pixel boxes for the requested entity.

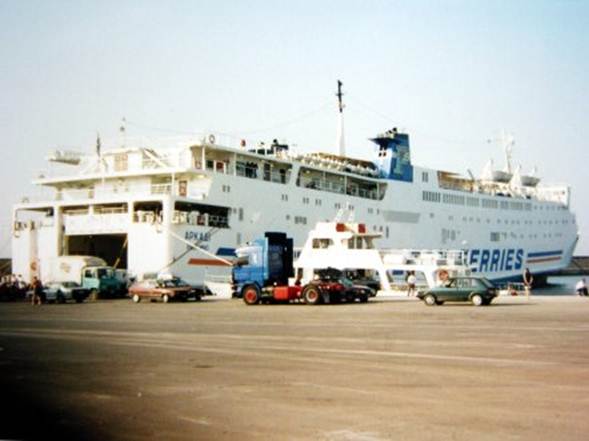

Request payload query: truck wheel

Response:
[243,285,260,305]
[132,294,141,303]
[162,293,170,303]
[303,286,321,305]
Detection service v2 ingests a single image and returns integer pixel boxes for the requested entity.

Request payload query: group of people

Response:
[0,274,28,301]
[0,274,44,304]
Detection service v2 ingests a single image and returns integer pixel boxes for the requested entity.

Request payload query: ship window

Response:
[490,232,500,242]
[281,194,288,201]
[422,172,429,183]
[239,208,243,221]
[172,201,230,228]
[114,153,128,172]
[312,239,333,249]
[348,237,363,249]
[151,177,171,195]
[422,191,441,202]
[134,201,163,223]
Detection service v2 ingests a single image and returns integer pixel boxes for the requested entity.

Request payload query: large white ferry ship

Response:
[11,89,578,286]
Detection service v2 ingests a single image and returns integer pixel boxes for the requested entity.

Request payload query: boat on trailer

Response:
[294,221,471,295]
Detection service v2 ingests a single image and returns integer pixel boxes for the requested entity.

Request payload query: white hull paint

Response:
[12,130,578,286]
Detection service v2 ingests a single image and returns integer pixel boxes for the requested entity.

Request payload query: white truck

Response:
[41,255,125,297]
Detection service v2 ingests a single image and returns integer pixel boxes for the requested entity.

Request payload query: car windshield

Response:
[158,278,189,288]
[478,278,494,288]
[97,268,113,279]
[340,277,353,288]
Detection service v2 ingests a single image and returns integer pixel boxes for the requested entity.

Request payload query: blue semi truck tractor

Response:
[232,232,372,305]
[231,232,300,304]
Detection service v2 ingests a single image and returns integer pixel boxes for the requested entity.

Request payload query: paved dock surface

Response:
[0,295,588,440]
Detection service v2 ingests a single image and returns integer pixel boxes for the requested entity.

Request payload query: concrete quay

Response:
[0,294,588,441]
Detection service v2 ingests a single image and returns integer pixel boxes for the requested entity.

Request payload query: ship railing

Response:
[297,176,379,200]
[133,211,162,223]
[20,183,188,204]
[150,184,172,195]
[170,210,228,228]
[64,212,129,233]
[382,249,468,266]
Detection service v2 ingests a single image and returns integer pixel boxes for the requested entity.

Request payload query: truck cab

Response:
[232,232,293,298]
[81,265,124,297]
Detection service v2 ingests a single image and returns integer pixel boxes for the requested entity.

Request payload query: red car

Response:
[128,278,193,303]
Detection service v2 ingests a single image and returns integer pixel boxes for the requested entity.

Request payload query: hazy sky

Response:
[1,0,588,256]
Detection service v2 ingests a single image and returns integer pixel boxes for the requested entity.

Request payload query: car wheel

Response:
[242,285,260,305]
[424,294,437,306]
[162,293,170,303]
[132,294,141,303]
[303,286,321,305]
[359,294,369,303]
[56,292,65,304]
[471,293,484,306]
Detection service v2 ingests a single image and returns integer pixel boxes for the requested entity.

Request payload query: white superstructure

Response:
[12,123,578,286]
[294,221,471,292]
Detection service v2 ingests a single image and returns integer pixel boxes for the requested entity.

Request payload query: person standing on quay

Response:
[406,271,417,297]
[576,278,588,296]
[31,276,43,305]
[523,268,533,299]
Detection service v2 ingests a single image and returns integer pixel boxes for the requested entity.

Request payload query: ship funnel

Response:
[371,128,413,182]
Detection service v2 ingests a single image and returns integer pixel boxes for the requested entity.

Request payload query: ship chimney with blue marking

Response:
[372,128,413,182]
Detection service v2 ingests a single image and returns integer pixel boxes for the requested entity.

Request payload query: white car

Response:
[44,281,90,303]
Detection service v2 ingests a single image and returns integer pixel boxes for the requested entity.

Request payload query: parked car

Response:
[44,281,90,303]
[128,277,194,303]
[417,276,497,306]
[302,268,374,304]
[343,269,380,296]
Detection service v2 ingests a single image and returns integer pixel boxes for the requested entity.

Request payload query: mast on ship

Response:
[336,80,345,157]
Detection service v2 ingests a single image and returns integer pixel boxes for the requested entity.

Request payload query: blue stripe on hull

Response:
[527,250,562,258]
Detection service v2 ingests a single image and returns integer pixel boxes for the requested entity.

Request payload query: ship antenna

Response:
[336,80,345,157]
[501,130,514,174]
